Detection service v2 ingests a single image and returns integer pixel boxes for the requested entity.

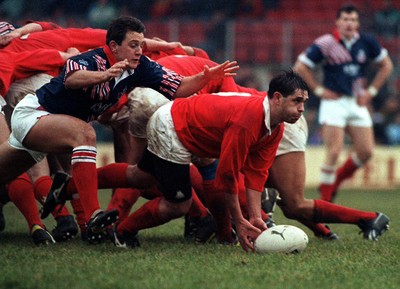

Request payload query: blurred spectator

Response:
[88,0,118,29]
[199,10,228,62]
[0,0,25,20]
[120,0,153,19]
[385,113,400,144]
[236,0,267,18]
[149,0,173,18]
[373,0,400,39]
[234,65,262,90]
[374,95,400,144]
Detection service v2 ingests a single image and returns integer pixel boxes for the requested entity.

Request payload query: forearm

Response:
[246,188,262,221]
[225,192,246,225]
[293,61,319,90]
[144,38,181,52]
[16,23,43,35]
[174,73,209,98]
[370,56,393,91]
[64,70,109,89]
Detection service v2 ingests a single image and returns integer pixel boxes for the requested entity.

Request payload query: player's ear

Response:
[109,40,118,53]
[272,91,283,104]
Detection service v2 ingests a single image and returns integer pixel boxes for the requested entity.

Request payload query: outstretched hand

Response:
[235,218,262,252]
[203,60,239,81]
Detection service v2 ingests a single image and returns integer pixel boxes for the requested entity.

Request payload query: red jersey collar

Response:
[332,28,360,42]
[103,45,117,66]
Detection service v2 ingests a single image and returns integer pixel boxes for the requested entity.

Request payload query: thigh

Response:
[267,152,306,205]
[347,126,375,154]
[322,125,345,151]
[140,150,192,202]
[0,142,36,183]
[24,114,95,154]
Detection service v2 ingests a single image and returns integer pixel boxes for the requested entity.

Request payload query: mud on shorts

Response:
[138,102,192,202]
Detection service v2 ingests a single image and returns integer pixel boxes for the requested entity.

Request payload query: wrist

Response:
[367,86,378,97]
[313,86,325,98]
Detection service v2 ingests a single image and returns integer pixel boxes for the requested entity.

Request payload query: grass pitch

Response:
[0,188,399,289]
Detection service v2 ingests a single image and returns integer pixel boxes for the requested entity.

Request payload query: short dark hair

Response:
[336,4,359,19]
[106,16,146,45]
[267,70,309,98]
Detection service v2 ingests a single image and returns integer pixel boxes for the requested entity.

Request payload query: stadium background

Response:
[2,0,400,187]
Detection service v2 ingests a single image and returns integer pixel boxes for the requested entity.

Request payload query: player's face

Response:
[114,31,145,69]
[281,89,308,124]
[336,11,360,40]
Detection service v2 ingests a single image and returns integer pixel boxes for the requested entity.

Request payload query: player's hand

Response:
[322,88,340,100]
[356,89,372,106]
[249,217,268,231]
[66,47,80,57]
[235,218,262,252]
[203,60,239,80]
[104,59,130,81]
[0,30,21,47]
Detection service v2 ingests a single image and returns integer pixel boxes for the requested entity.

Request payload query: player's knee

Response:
[161,198,192,219]
[327,149,341,162]
[357,150,373,163]
[280,199,307,219]
[74,124,96,146]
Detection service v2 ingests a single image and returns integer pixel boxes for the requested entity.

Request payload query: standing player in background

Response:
[293,4,393,202]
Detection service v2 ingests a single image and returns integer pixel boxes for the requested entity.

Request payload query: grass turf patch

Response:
[0,188,399,289]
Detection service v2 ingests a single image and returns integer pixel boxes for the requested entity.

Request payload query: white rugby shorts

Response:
[318,97,372,128]
[146,102,191,164]
[276,115,308,156]
[8,93,49,162]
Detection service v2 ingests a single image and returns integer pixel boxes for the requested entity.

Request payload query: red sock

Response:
[298,220,332,237]
[313,199,376,224]
[261,210,268,221]
[188,190,209,218]
[202,180,233,243]
[33,176,70,218]
[190,165,205,202]
[117,197,167,235]
[70,198,86,233]
[65,162,131,199]
[71,146,99,221]
[319,184,336,202]
[97,163,130,188]
[107,188,141,222]
[7,173,43,231]
[333,157,359,191]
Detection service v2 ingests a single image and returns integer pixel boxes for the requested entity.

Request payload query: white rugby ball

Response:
[255,225,308,254]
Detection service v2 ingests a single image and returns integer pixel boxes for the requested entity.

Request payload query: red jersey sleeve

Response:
[242,123,284,192]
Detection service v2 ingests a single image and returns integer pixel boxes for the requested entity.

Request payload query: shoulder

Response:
[358,32,381,45]
[314,33,336,46]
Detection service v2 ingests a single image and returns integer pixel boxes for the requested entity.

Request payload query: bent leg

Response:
[268,152,314,220]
